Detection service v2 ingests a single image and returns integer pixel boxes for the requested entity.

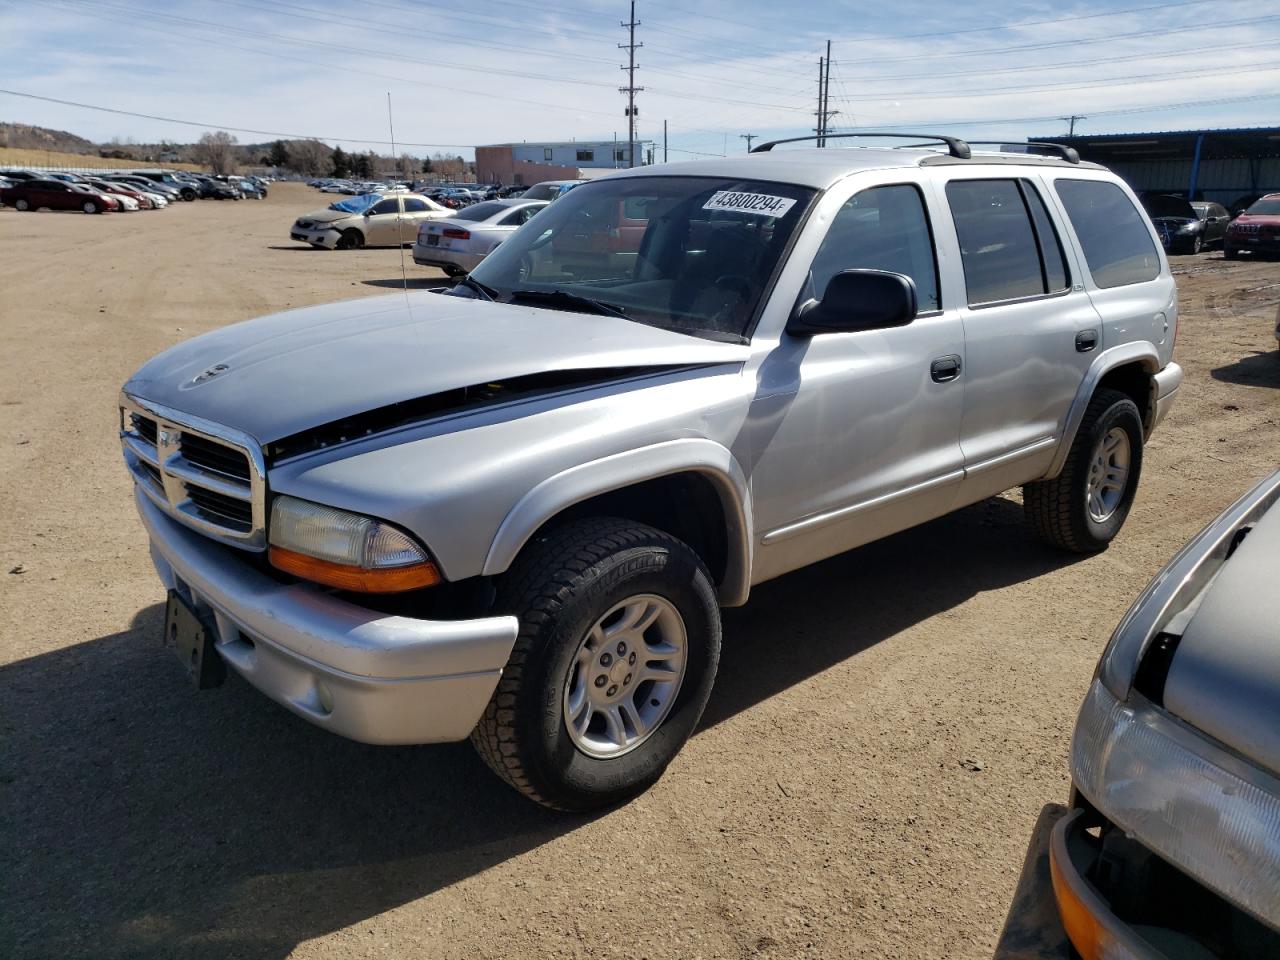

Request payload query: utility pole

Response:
[813,42,838,146]
[619,1,643,168]
[1060,114,1086,136]
[814,57,824,145]
[740,133,757,152]
[663,118,667,163]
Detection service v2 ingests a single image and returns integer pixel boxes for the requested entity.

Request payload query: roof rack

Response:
[750,132,971,160]
[965,141,1081,164]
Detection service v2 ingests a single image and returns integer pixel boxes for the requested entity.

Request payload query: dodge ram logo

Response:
[192,363,230,384]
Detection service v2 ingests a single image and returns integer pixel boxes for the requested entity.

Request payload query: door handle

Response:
[930,355,962,383]
[1075,329,1099,353]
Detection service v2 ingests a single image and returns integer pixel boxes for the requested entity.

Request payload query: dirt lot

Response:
[2,183,1277,960]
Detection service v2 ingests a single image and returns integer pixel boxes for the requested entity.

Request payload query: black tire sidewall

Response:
[1074,397,1143,546]
[512,538,720,809]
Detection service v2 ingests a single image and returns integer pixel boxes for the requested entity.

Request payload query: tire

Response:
[14,198,29,211]
[1024,389,1144,553]
[83,201,98,214]
[182,189,196,201]
[1191,235,1202,255]
[471,518,721,811]
[336,229,365,250]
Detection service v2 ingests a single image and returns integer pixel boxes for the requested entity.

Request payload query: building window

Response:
[544,148,553,161]
[576,150,594,162]
[615,149,627,162]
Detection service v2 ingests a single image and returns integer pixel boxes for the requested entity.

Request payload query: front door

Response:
[749,179,967,583]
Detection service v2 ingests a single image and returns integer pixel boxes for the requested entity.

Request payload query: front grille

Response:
[120,399,265,549]
[180,433,250,482]
[186,486,253,530]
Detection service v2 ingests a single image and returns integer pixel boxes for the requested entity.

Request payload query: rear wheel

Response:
[471,518,721,811]
[336,229,365,250]
[1024,389,1144,553]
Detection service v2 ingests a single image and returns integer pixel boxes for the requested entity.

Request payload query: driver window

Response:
[808,184,940,312]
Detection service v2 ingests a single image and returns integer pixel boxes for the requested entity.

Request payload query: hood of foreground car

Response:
[123,292,751,444]
[1161,495,1280,778]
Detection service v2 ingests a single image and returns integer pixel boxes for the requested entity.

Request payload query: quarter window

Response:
[946,179,1061,306]
[807,184,940,313]
[1054,179,1160,289]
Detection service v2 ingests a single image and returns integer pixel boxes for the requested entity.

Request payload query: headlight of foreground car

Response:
[268,495,441,593]
[1069,681,1280,929]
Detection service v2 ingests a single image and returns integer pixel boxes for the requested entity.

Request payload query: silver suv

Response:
[119,134,1182,810]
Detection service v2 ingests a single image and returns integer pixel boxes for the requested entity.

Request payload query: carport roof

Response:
[1032,126,1280,162]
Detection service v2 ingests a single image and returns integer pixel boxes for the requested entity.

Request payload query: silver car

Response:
[120,134,1183,810]
[1038,469,1280,958]
[290,192,453,249]
[411,198,548,276]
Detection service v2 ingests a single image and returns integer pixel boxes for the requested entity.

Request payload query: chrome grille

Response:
[120,394,267,550]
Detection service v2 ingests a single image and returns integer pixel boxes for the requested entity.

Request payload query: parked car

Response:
[1140,194,1211,254]
[134,171,199,201]
[289,192,454,249]
[1224,193,1280,260]
[119,135,1182,811]
[73,181,138,211]
[412,199,548,275]
[237,179,264,200]
[45,172,88,183]
[1048,468,1280,959]
[518,179,590,202]
[1,178,119,213]
[84,178,159,210]
[0,169,38,181]
[192,176,240,200]
[1189,201,1231,248]
[106,175,182,202]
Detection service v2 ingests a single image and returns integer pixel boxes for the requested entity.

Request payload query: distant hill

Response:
[0,122,97,154]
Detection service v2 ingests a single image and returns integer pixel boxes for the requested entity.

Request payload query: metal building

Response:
[1037,126,1280,210]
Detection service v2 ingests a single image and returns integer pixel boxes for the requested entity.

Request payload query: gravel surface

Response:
[2,183,1277,959]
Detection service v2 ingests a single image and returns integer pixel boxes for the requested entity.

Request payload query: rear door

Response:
[935,174,1101,501]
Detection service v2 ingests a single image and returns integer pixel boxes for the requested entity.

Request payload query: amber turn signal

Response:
[269,546,442,593]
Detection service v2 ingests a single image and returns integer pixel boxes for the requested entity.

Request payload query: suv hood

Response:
[123,292,750,444]
[1161,498,1280,777]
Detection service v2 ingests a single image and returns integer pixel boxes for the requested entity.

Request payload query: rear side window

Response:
[1054,179,1160,288]
[946,179,1066,306]
[807,184,940,312]
[402,197,427,213]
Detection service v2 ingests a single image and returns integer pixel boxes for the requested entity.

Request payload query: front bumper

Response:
[290,225,340,248]
[1226,232,1280,255]
[1150,360,1182,434]
[136,489,519,745]
[412,241,483,273]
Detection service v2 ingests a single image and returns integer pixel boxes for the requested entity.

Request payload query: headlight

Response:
[1177,222,1200,234]
[1070,681,1280,927]
[268,495,441,593]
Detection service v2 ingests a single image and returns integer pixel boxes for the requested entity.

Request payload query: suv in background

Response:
[1225,193,1280,260]
[518,178,589,202]
[119,134,1182,811]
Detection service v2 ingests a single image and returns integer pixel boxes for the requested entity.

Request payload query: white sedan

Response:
[412,199,547,276]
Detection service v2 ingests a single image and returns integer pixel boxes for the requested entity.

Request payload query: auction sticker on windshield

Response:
[702,191,796,218]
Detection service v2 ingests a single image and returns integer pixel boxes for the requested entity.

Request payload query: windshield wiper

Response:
[452,275,496,301]
[507,288,629,319]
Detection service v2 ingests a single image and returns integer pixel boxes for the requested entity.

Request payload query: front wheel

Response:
[336,229,365,250]
[1024,389,1144,553]
[83,201,98,214]
[471,518,721,811]
[14,198,29,211]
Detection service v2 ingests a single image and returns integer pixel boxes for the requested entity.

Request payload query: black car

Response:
[194,176,240,200]
[1141,194,1210,255]
[1190,202,1231,249]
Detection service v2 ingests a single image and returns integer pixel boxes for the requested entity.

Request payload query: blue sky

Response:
[1,0,1277,161]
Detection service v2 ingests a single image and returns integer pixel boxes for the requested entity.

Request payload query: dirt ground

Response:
[2,183,1277,960]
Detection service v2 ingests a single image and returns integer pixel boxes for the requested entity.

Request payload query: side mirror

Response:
[787,269,918,337]
[1235,209,1247,218]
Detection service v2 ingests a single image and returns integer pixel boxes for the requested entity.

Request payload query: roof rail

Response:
[966,141,1081,164]
[750,132,972,160]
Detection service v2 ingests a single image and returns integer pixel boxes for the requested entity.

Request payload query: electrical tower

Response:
[619,1,643,168]
[740,133,757,152]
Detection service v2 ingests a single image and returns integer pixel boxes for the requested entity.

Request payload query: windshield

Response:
[1143,195,1195,219]
[1245,198,1280,216]
[468,175,816,340]
[329,193,380,213]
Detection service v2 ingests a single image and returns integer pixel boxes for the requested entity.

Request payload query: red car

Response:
[85,178,155,210]
[0,178,120,214]
[1224,193,1280,260]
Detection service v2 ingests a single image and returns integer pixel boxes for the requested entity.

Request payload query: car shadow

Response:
[1210,350,1280,389]
[4,496,1080,959]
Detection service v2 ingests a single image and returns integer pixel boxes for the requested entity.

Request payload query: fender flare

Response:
[1044,341,1160,480]
[482,438,754,606]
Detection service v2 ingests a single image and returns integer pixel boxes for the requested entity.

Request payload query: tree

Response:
[193,130,238,175]
[286,139,331,176]
[267,140,290,168]
[420,156,433,174]
[351,151,373,179]
[331,145,350,178]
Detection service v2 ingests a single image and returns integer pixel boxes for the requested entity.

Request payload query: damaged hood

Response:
[123,292,750,444]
